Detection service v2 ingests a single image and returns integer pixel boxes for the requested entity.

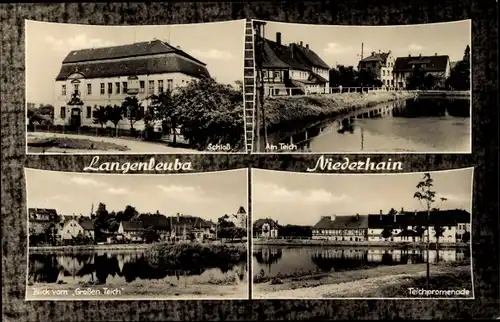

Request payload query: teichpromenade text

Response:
[306,156,404,172]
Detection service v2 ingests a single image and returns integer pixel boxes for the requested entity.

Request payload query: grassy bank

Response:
[262,91,413,131]
[253,238,470,249]
[253,261,472,299]
[147,242,247,269]
[27,136,129,152]
[29,243,153,254]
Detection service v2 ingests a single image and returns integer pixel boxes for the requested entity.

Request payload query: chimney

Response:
[371,51,375,56]
[356,213,360,220]
[306,44,309,49]
[177,213,180,222]
[419,53,422,58]
[276,32,281,45]
[379,209,383,220]
[300,41,303,47]
[435,53,438,56]
[408,53,411,57]
[289,43,294,58]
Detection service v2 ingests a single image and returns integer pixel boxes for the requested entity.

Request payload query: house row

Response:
[28,207,246,244]
[253,208,471,244]
[52,39,210,130]
[255,28,452,95]
[312,208,471,243]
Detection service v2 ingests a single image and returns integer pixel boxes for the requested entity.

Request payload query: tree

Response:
[149,89,179,143]
[445,45,471,91]
[106,105,124,136]
[381,227,393,240]
[413,172,436,288]
[462,231,471,243]
[407,65,428,90]
[93,105,108,128]
[143,226,159,243]
[357,69,383,87]
[121,96,144,132]
[174,76,244,151]
[329,65,358,88]
[388,208,398,216]
[93,202,109,242]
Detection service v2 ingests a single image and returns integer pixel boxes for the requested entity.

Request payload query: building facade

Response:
[358,51,395,88]
[118,221,145,242]
[253,218,279,238]
[312,214,369,241]
[228,206,248,230]
[53,39,210,130]
[255,31,331,96]
[60,217,95,241]
[28,208,59,235]
[393,54,451,89]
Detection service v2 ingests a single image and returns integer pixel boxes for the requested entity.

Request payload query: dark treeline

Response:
[277,225,312,238]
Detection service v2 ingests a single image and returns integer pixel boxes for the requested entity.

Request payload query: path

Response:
[27,132,196,154]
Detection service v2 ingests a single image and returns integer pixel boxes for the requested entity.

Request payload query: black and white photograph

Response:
[252,20,471,153]
[25,168,249,300]
[251,168,473,299]
[25,19,246,154]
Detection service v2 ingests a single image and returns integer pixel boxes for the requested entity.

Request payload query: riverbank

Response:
[26,278,249,300]
[262,91,414,131]
[252,262,472,299]
[29,243,154,254]
[415,90,471,99]
[252,239,470,249]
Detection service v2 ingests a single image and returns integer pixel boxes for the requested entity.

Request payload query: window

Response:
[86,106,91,118]
[107,83,112,95]
[87,84,92,95]
[139,81,145,93]
[122,82,127,94]
[158,80,164,93]
[73,84,79,96]
[167,79,173,90]
[61,85,66,96]
[60,106,66,119]
[148,80,154,94]
[100,83,105,95]
[116,82,120,94]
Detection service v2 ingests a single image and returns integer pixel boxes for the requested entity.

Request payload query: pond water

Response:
[253,246,470,278]
[28,250,247,286]
[261,98,471,153]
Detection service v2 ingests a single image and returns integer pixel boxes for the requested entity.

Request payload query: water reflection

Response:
[262,98,471,153]
[29,251,247,286]
[252,246,470,277]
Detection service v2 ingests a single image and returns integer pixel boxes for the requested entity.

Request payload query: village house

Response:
[165,214,214,242]
[133,213,172,240]
[118,221,145,242]
[53,39,210,130]
[60,217,95,242]
[393,53,451,89]
[311,214,369,241]
[227,206,248,230]
[253,218,279,239]
[357,50,395,88]
[254,30,331,96]
[28,208,60,235]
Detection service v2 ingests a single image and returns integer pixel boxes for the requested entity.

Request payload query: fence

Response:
[268,86,404,98]
[27,124,144,139]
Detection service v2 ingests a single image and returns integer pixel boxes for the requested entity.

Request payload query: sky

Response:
[25,19,245,105]
[259,19,471,69]
[25,168,247,221]
[252,168,474,226]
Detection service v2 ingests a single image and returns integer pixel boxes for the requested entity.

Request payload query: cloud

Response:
[408,43,424,51]
[106,187,129,195]
[323,43,354,55]
[254,183,350,205]
[45,34,115,54]
[69,177,104,187]
[190,49,233,60]
[157,184,210,202]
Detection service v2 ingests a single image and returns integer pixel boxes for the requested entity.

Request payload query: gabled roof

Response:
[28,208,58,221]
[166,215,212,228]
[135,213,170,230]
[62,39,206,66]
[237,206,247,215]
[368,214,398,229]
[56,55,210,81]
[393,55,450,73]
[79,218,95,231]
[312,215,369,230]
[121,221,145,231]
[255,36,330,71]
[253,218,279,229]
[360,52,390,63]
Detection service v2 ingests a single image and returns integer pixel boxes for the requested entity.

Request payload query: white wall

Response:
[53,72,196,129]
